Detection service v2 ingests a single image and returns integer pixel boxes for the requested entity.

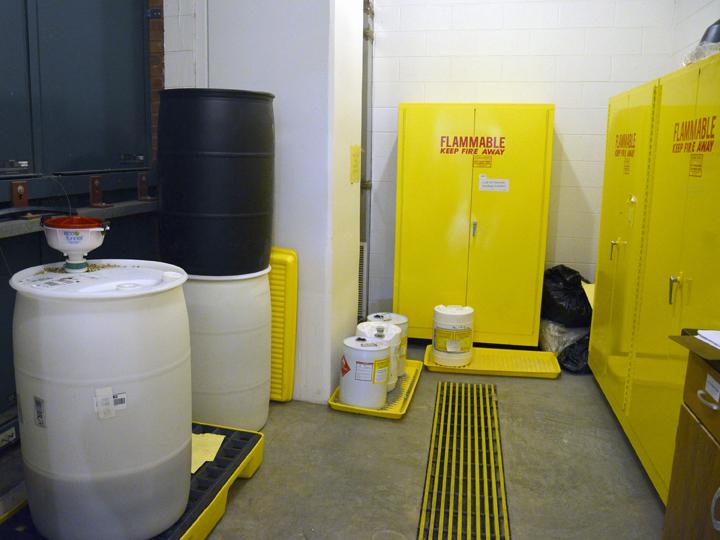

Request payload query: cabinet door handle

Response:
[712,487,720,531]
[472,220,477,237]
[697,389,720,411]
[668,275,680,304]
[610,240,618,260]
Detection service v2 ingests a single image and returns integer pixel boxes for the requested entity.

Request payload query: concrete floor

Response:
[211,346,665,540]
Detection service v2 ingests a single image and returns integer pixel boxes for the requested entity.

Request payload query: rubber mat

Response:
[418,382,510,540]
[0,423,263,540]
[269,247,298,401]
[328,359,423,419]
[424,345,560,379]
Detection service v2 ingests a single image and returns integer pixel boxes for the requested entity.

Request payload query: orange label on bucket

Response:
[341,356,351,377]
[434,328,472,353]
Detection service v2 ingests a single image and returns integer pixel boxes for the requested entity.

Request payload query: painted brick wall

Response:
[368,0,680,314]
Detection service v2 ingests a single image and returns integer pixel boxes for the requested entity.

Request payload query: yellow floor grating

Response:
[419,382,510,540]
[327,360,423,419]
[424,345,560,379]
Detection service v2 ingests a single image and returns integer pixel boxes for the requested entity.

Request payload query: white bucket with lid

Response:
[367,312,408,376]
[10,260,191,540]
[432,305,474,367]
[184,267,271,431]
[356,322,402,392]
[339,336,390,409]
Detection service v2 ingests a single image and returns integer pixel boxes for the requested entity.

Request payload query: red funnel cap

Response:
[44,216,105,229]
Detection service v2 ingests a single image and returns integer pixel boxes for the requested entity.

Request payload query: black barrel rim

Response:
[160,88,275,100]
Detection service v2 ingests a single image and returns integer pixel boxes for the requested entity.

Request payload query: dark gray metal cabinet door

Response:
[36,0,148,174]
[0,0,34,176]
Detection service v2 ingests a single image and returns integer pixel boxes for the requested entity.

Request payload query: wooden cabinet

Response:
[393,103,554,346]
[664,344,720,539]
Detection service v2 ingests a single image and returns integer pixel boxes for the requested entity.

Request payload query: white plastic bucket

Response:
[356,322,402,392]
[432,305,474,367]
[339,336,390,409]
[367,312,409,376]
[184,267,271,431]
[10,260,191,540]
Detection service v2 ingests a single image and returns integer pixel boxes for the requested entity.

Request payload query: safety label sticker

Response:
[623,157,631,175]
[341,356,351,377]
[479,174,510,192]
[473,155,492,168]
[689,154,703,178]
[372,357,390,384]
[355,361,373,382]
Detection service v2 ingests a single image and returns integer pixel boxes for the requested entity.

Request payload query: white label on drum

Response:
[94,387,125,419]
[355,361,373,382]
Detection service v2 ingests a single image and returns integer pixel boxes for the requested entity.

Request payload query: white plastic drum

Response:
[10,260,191,540]
[367,312,409,377]
[356,322,401,392]
[432,305,474,367]
[184,268,271,431]
[339,337,390,409]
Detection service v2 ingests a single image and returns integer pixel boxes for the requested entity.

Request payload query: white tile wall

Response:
[163,0,203,88]
[368,0,678,313]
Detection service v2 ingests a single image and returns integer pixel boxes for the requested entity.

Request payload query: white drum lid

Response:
[343,336,389,352]
[187,266,271,281]
[356,322,401,345]
[434,305,474,325]
[367,312,408,325]
[10,259,188,299]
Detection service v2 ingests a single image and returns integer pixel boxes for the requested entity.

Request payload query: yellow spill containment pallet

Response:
[269,247,298,402]
[424,345,560,379]
[0,423,264,540]
[328,359,423,419]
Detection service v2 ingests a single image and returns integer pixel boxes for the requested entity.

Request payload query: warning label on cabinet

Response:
[689,154,703,177]
[672,115,717,154]
[439,135,506,155]
[614,132,636,158]
[473,155,492,168]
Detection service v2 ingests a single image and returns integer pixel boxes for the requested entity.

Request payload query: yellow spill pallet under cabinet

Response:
[423,345,560,379]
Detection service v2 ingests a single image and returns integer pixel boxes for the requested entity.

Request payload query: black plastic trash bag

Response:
[558,334,591,374]
[541,265,592,327]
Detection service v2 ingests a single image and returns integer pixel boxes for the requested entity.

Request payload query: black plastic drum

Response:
[158,89,274,276]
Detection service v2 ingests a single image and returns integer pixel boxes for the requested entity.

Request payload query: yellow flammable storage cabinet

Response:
[393,104,554,346]
[589,53,720,503]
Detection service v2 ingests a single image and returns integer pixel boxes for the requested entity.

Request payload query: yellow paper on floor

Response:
[191,433,226,474]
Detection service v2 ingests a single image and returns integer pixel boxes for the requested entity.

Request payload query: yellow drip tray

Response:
[424,345,561,379]
[328,359,423,419]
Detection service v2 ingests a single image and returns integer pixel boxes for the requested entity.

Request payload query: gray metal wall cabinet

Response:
[0,0,35,177]
[35,0,149,174]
